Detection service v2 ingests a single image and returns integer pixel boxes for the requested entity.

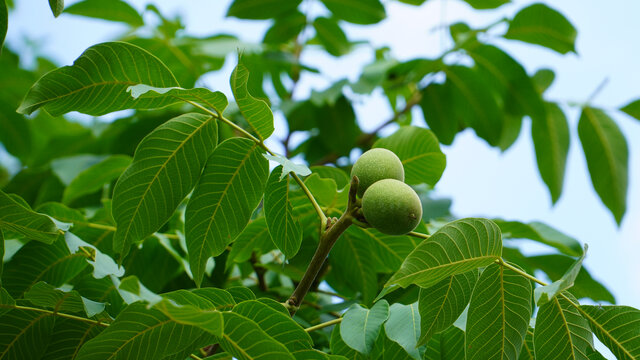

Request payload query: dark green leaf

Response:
[24,281,105,317]
[534,292,593,359]
[63,155,132,205]
[185,138,268,286]
[320,0,385,25]
[0,0,6,52]
[441,326,466,359]
[0,288,14,317]
[620,98,640,121]
[505,3,577,54]
[418,270,478,345]
[534,247,586,306]
[579,305,640,360]
[0,190,60,243]
[230,62,275,140]
[226,0,301,20]
[225,286,256,303]
[0,309,55,358]
[17,42,179,116]
[0,99,31,161]
[42,318,104,360]
[264,167,303,258]
[227,217,273,267]
[463,0,508,9]
[330,227,378,304]
[578,107,628,224]
[64,0,143,26]
[340,300,390,355]
[347,226,418,273]
[263,12,306,44]
[112,113,217,257]
[315,96,360,157]
[374,125,446,186]
[372,327,413,360]
[386,218,502,288]
[419,82,459,145]
[532,68,555,93]
[496,219,582,256]
[531,102,570,203]
[126,84,228,114]
[313,17,351,57]
[466,263,532,360]
[519,328,535,360]
[49,0,64,17]
[153,298,223,337]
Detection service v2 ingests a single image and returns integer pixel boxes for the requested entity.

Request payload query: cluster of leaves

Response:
[0,0,639,359]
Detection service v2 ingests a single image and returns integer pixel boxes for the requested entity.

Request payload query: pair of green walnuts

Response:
[351,148,422,235]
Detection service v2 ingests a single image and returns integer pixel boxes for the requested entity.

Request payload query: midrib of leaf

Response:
[583,108,622,205]
[423,276,455,337]
[32,253,86,287]
[552,297,586,359]
[106,318,173,360]
[359,228,403,264]
[71,323,101,360]
[392,255,497,284]
[0,312,51,358]
[200,143,258,256]
[401,152,439,165]
[575,305,634,359]
[410,303,418,343]
[120,116,212,246]
[24,80,139,110]
[507,26,571,42]
[345,234,371,300]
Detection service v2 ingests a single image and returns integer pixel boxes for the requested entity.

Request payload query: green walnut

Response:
[351,148,404,197]
[362,179,422,235]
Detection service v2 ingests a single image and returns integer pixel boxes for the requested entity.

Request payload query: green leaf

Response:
[226,0,301,20]
[419,82,459,145]
[0,230,3,282]
[578,107,628,224]
[0,0,6,53]
[330,227,378,304]
[0,308,55,359]
[75,301,207,360]
[466,263,532,360]
[620,98,640,121]
[63,155,132,205]
[264,167,303,258]
[386,218,502,289]
[534,246,586,306]
[313,17,351,57]
[341,300,390,355]
[24,282,105,317]
[320,0,385,25]
[346,226,418,273]
[49,0,64,17]
[532,68,555,94]
[17,42,179,116]
[418,270,478,345]
[219,312,295,359]
[0,99,32,161]
[496,219,582,256]
[531,102,570,203]
[463,0,508,9]
[233,299,313,351]
[227,217,273,267]
[504,3,577,54]
[579,305,640,360]
[230,62,275,140]
[42,318,104,360]
[65,232,125,279]
[117,275,163,305]
[372,327,414,360]
[0,288,15,317]
[64,0,143,26]
[384,303,421,359]
[0,190,59,243]
[153,298,223,337]
[263,153,311,179]
[2,236,87,297]
[192,288,237,311]
[310,166,350,189]
[534,292,593,359]
[126,84,228,114]
[112,113,217,257]
[441,326,466,359]
[519,328,535,360]
[263,12,306,44]
[225,286,256,303]
[331,323,367,359]
[373,126,446,186]
[185,138,269,286]
[444,66,503,146]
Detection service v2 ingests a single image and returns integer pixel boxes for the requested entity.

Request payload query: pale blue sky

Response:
[6,0,640,356]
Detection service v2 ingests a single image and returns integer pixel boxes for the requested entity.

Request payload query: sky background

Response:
[5,0,640,357]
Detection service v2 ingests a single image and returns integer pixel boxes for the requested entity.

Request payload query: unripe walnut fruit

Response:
[362,179,422,235]
[350,148,404,197]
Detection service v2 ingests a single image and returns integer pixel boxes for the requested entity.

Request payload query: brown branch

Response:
[250,252,268,292]
[285,176,360,316]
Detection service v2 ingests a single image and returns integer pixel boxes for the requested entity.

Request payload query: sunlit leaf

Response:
[505,3,577,54]
[112,113,217,257]
[466,263,532,360]
[226,0,301,20]
[63,155,131,205]
[463,0,508,9]
[620,98,640,122]
[264,167,303,258]
[49,0,64,17]
[578,305,640,360]
[578,107,628,224]
[0,190,60,243]
[374,126,446,186]
[386,218,501,289]
[64,0,143,26]
[230,62,275,140]
[534,292,593,359]
[65,232,125,279]
[418,270,478,345]
[320,0,385,25]
[263,153,311,179]
[17,42,179,116]
[185,138,268,286]
[340,300,390,355]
